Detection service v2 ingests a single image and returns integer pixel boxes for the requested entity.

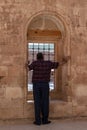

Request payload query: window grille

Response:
[28,43,55,91]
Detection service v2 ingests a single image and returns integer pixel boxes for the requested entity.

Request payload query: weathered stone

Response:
[0,87,5,97]
[5,87,23,99]
[0,0,87,120]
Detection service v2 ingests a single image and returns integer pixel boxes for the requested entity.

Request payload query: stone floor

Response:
[0,119,87,130]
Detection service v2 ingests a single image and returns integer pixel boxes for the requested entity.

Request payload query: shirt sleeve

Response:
[51,61,59,69]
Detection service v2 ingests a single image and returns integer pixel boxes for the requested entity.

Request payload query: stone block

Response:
[6,87,23,99]
[0,87,5,97]
[0,107,24,119]
[23,101,34,119]
[0,98,23,108]
[49,101,73,118]
[0,66,8,77]
[73,106,87,117]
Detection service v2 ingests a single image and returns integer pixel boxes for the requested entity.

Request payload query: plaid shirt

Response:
[28,60,59,83]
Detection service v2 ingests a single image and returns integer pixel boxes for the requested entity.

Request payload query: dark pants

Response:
[33,82,49,123]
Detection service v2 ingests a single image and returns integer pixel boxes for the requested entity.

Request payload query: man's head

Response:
[37,52,44,60]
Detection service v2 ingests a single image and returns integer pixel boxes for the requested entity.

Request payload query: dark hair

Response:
[37,52,44,60]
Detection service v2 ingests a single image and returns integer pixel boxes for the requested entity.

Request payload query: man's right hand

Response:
[62,56,71,63]
[59,56,70,66]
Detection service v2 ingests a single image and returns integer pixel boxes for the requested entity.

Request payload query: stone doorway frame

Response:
[23,10,71,102]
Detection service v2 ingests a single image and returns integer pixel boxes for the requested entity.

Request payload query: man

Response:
[27,52,70,125]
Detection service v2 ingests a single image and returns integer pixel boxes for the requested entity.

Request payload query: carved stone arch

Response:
[24,10,71,101]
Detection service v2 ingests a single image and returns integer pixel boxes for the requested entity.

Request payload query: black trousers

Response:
[33,82,49,123]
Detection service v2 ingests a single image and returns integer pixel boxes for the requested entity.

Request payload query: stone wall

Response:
[0,0,87,119]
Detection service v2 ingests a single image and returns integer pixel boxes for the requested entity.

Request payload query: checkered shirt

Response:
[28,60,59,83]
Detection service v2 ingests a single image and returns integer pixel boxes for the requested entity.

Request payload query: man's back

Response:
[29,60,59,82]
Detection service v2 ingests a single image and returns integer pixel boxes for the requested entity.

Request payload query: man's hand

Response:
[59,56,70,66]
[62,56,71,63]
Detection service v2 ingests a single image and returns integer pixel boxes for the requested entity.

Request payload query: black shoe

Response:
[42,120,51,125]
[33,121,41,125]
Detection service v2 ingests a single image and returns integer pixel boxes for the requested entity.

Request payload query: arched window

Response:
[26,13,70,101]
